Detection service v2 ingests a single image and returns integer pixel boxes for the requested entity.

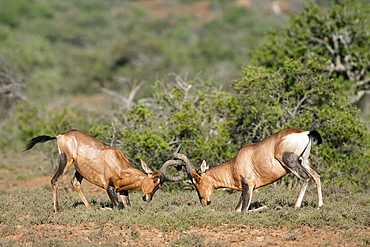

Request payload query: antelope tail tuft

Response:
[308,130,322,145]
[23,135,57,152]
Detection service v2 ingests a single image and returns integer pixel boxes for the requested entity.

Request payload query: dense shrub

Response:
[91,61,369,190]
[251,0,370,101]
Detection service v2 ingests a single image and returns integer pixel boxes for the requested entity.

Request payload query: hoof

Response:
[249,205,268,212]
[100,207,113,211]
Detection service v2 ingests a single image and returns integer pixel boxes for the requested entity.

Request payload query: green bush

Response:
[0,0,290,99]
[0,0,31,28]
[97,61,369,190]
[251,0,370,100]
[0,101,91,149]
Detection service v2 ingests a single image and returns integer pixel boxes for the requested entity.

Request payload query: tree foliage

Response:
[252,0,370,101]
[91,59,369,190]
[0,0,287,99]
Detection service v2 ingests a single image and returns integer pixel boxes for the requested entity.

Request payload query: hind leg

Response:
[71,171,92,209]
[51,152,73,212]
[279,152,311,208]
[300,158,323,208]
[294,177,309,208]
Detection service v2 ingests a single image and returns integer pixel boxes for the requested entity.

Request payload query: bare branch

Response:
[309,36,335,55]
[101,88,131,106]
[355,77,370,88]
[102,80,146,108]
[0,58,27,122]
[127,80,146,104]
[168,73,192,100]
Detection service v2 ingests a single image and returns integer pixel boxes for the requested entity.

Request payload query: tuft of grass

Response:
[169,232,204,247]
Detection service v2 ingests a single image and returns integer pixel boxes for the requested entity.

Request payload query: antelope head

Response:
[140,159,184,202]
[173,153,213,207]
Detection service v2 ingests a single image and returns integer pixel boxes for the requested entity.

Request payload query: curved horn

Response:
[160,159,184,181]
[173,153,194,174]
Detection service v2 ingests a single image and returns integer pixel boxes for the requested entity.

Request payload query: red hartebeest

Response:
[174,128,323,212]
[24,129,183,212]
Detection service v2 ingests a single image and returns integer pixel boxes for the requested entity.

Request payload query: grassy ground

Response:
[0,151,369,246]
[0,186,369,246]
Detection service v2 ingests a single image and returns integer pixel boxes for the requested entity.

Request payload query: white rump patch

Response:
[281,131,310,155]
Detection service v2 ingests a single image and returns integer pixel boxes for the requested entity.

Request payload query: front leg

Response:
[235,177,255,212]
[119,190,131,208]
[107,185,122,209]
[235,194,243,212]
[71,171,92,209]
[240,180,254,212]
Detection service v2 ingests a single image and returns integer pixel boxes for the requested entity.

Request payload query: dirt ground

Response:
[3,220,369,247]
[0,176,368,247]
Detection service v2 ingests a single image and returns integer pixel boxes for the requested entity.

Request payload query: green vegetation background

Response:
[0,0,369,192]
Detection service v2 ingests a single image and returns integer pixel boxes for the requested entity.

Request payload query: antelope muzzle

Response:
[201,197,211,207]
[142,194,152,202]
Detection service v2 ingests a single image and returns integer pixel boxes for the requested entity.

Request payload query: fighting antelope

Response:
[174,128,323,212]
[24,129,183,212]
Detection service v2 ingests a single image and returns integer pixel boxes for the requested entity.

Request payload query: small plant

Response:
[170,233,204,247]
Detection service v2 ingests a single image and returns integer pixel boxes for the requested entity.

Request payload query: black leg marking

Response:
[240,177,252,212]
[74,171,84,184]
[51,153,67,185]
[71,171,84,190]
[107,179,121,209]
[235,194,243,211]
[282,152,309,180]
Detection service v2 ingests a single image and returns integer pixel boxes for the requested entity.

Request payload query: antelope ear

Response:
[200,160,209,173]
[141,159,154,175]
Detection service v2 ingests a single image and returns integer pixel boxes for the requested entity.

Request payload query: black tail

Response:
[308,130,322,145]
[23,135,57,152]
